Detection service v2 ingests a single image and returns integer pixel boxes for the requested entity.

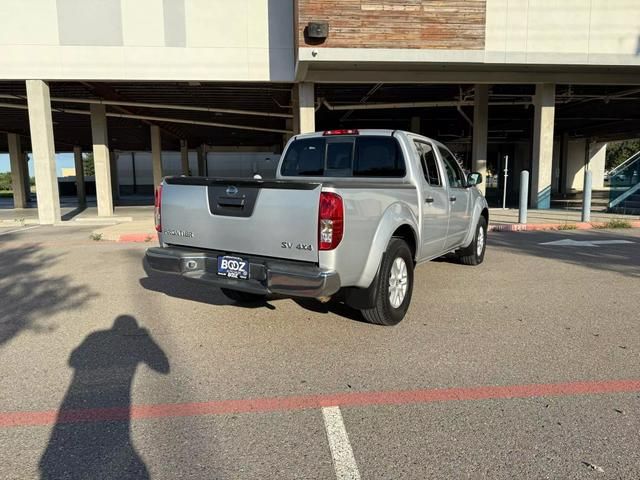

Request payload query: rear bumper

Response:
[145,246,341,298]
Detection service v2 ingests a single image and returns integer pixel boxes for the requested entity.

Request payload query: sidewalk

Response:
[0,204,151,227]
[3,201,639,241]
[488,208,640,232]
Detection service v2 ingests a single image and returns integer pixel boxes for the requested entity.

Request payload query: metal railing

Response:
[608,151,640,209]
[607,150,640,178]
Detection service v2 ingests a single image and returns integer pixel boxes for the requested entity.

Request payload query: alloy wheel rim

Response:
[388,257,408,308]
[477,226,485,257]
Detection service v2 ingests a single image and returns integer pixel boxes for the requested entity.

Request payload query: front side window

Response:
[414,141,441,187]
[280,136,405,178]
[438,147,465,188]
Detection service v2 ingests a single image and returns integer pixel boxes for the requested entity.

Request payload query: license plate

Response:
[217,255,249,280]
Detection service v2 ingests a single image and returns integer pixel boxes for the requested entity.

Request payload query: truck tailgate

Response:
[160,178,321,262]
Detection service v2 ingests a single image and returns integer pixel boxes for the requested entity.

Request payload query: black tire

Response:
[361,238,414,326]
[220,288,266,303]
[458,216,487,266]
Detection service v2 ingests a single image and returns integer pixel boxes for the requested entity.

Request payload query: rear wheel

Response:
[361,238,414,326]
[220,288,266,304]
[458,216,487,266]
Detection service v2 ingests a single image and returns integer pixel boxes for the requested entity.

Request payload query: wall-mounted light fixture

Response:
[305,21,329,44]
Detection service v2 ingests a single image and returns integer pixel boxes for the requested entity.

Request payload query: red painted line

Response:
[1,379,639,429]
[118,232,157,243]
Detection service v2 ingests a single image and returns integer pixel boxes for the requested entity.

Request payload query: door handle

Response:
[425,197,434,204]
[449,196,457,202]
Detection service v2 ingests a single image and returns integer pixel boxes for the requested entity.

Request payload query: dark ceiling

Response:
[1,81,639,153]
[315,83,640,144]
[0,81,293,152]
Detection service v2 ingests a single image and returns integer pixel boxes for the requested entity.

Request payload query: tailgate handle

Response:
[218,197,245,208]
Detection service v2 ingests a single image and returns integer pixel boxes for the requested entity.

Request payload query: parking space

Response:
[0,226,639,479]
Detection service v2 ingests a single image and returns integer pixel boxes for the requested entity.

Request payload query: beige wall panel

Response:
[185,0,247,48]
[247,0,269,49]
[588,0,640,55]
[0,0,59,45]
[503,0,529,64]
[0,0,293,81]
[121,0,165,46]
[484,0,640,65]
[526,0,590,63]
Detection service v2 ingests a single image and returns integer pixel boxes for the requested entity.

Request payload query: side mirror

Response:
[467,172,483,187]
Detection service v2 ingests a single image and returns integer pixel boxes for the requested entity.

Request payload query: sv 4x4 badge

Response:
[281,242,313,251]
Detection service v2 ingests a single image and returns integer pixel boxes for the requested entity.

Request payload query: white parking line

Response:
[0,225,39,237]
[322,406,361,480]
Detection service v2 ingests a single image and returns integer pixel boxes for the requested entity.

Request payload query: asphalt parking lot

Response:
[0,225,639,479]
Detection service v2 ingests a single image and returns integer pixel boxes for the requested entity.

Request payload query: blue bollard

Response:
[582,170,592,222]
[519,170,529,224]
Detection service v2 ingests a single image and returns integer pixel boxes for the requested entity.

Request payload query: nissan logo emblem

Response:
[226,186,239,195]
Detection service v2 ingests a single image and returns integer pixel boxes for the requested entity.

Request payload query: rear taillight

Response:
[154,185,162,232]
[319,192,343,250]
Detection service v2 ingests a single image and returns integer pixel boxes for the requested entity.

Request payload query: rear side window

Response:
[280,136,405,178]
[280,138,325,176]
[354,137,405,177]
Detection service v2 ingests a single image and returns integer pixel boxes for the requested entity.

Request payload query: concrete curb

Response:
[488,220,640,232]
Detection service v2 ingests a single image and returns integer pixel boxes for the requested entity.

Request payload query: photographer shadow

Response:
[39,315,169,480]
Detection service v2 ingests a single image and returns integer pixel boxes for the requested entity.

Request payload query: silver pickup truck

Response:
[145,129,488,325]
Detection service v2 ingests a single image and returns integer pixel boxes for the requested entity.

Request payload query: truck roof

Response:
[292,129,442,146]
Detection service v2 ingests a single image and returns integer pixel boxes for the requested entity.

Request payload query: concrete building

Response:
[1,0,639,223]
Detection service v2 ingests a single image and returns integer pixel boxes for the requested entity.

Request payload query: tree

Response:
[606,139,640,171]
[0,172,12,191]
[83,152,95,177]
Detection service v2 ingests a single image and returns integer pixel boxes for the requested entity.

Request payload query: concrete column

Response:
[472,84,489,195]
[559,132,570,194]
[283,118,294,149]
[410,116,421,134]
[21,151,30,204]
[531,83,555,209]
[291,87,300,135]
[588,142,606,189]
[566,139,607,192]
[180,140,189,175]
[90,104,113,216]
[151,125,163,188]
[73,145,86,206]
[110,150,120,203]
[197,144,206,176]
[565,138,587,192]
[8,133,27,209]
[26,80,61,224]
[297,82,315,134]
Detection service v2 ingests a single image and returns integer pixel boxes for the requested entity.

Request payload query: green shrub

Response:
[605,219,632,229]
[557,223,577,230]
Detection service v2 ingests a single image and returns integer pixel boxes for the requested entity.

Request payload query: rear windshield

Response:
[280,136,406,177]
